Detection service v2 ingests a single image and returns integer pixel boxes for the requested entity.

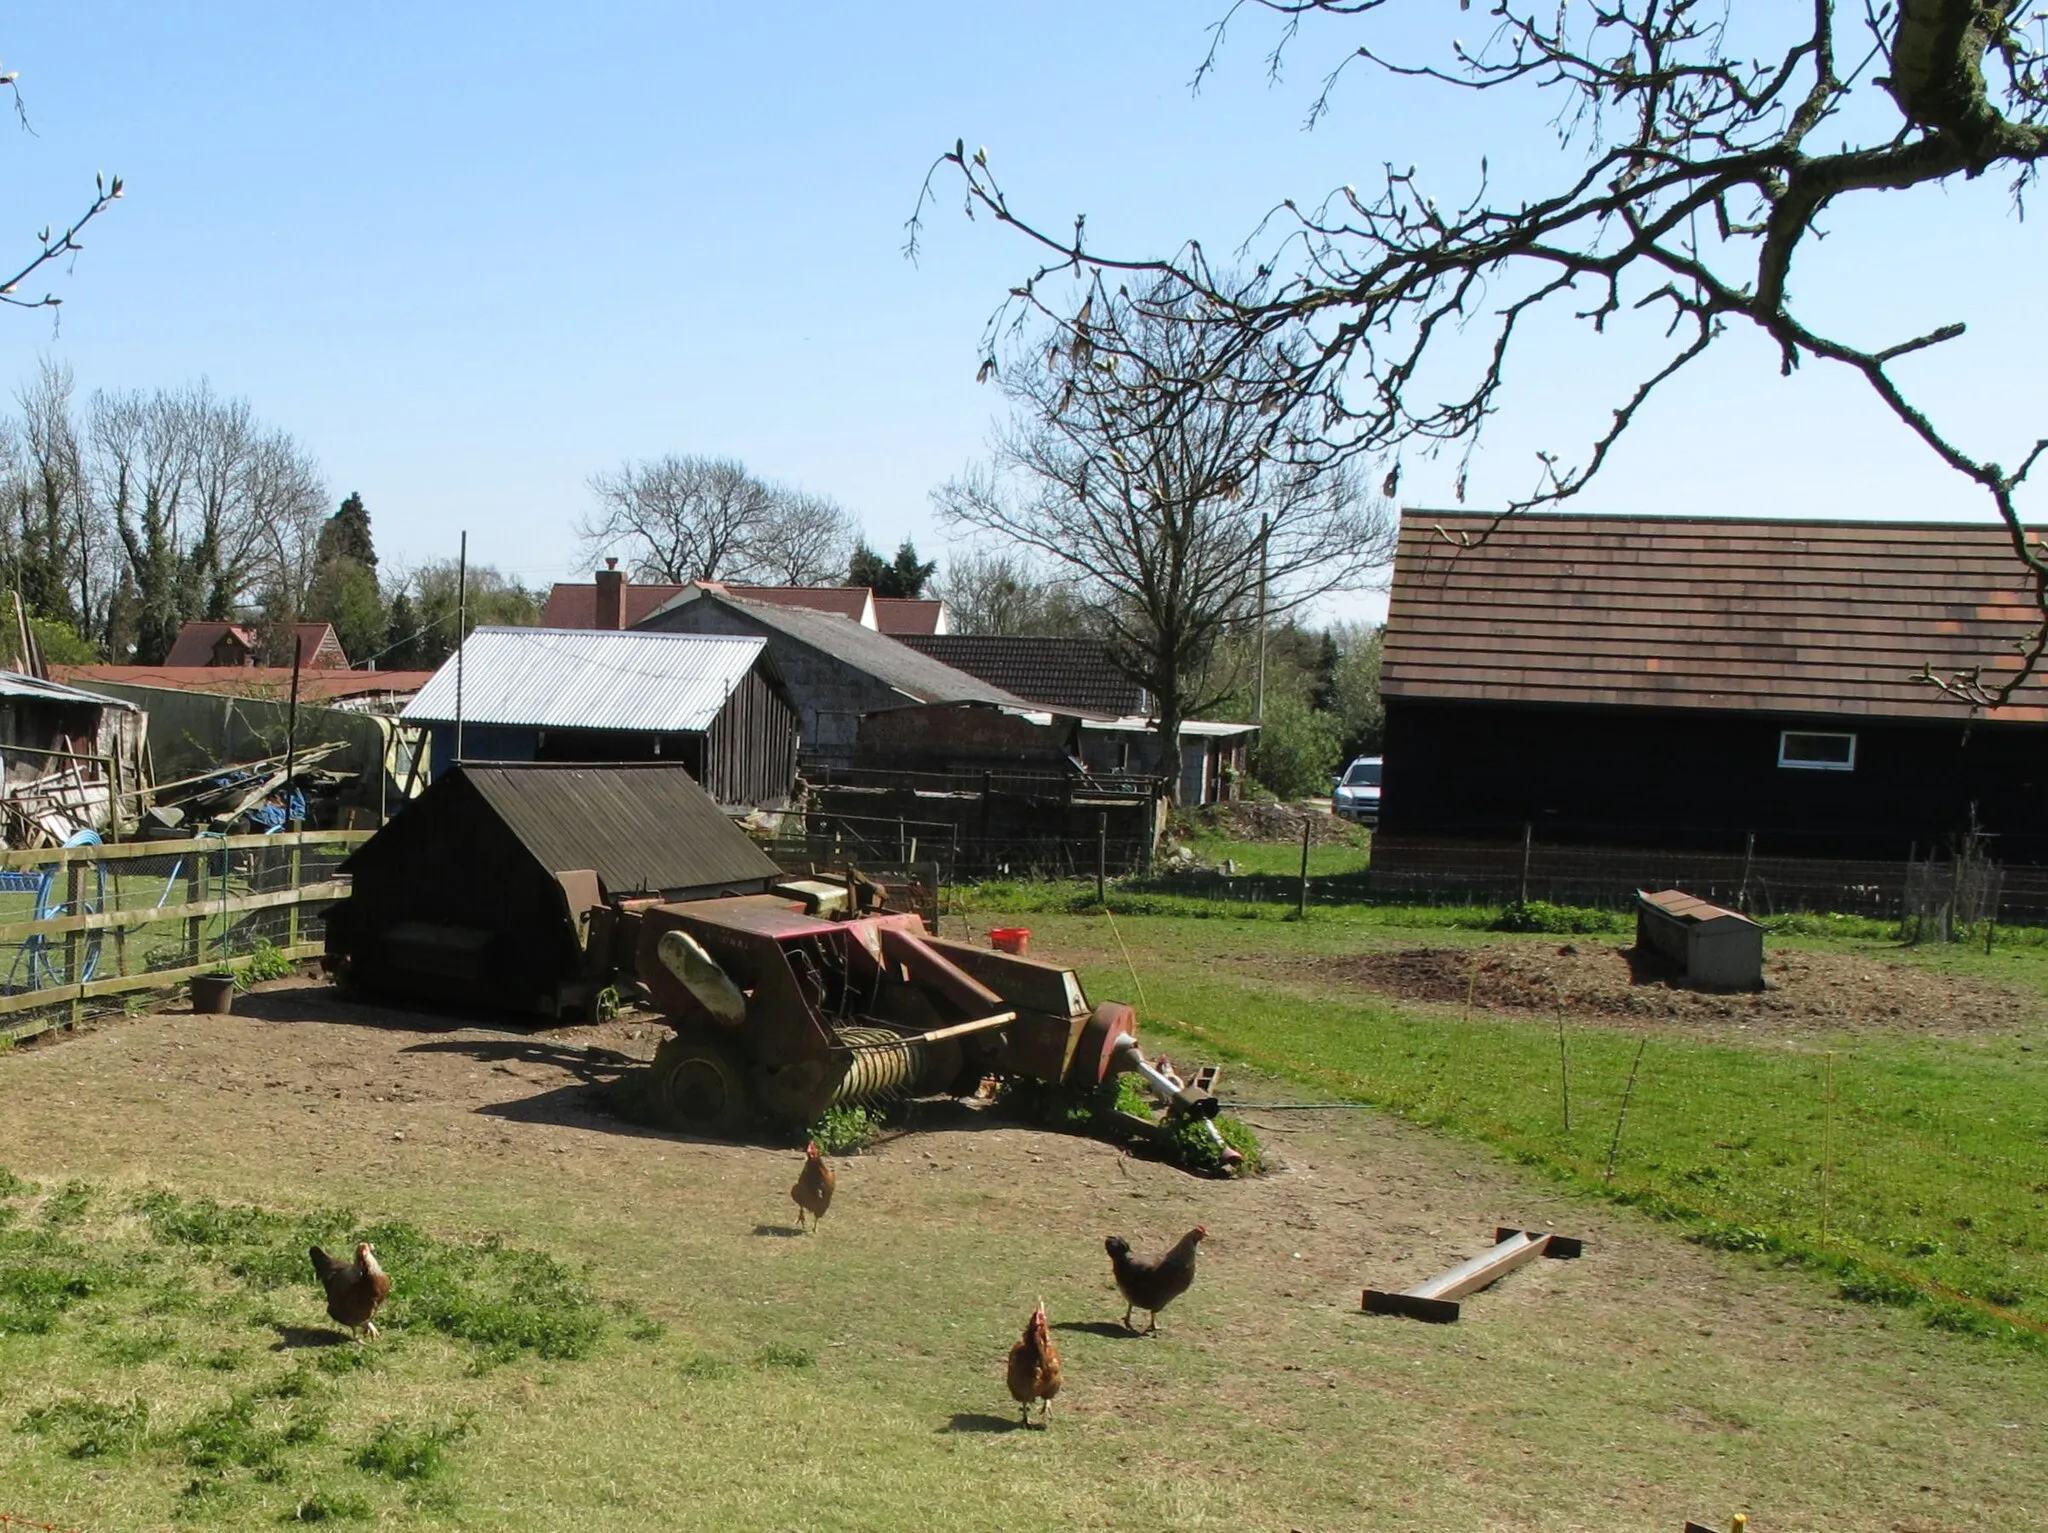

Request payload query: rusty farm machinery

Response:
[620,881,1235,1162]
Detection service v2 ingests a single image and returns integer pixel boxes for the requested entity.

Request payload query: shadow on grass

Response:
[269,1323,349,1350]
[751,1224,806,1239]
[940,1412,1023,1434]
[1051,1320,1145,1340]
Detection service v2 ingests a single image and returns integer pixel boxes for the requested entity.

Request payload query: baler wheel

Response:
[650,1026,751,1135]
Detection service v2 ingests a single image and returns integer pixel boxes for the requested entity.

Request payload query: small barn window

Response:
[1779,731,1856,771]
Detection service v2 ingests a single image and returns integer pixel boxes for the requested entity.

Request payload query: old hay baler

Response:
[625,886,1232,1162]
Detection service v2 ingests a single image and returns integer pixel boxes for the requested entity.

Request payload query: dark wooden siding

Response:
[702,664,799,810]
[1381,699,2048,861]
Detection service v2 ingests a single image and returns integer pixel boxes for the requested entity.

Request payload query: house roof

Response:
[56,666,436,704]
[640,591,1037,710]
[1381,511,2048,723]
[540,581,688,629]
[162,621,345,667]
[401,628,775,733]
[719,585,874,624]
[899,635,1143,715]
[0,670,140,710]
[873,598,947,635]
[358,761,781,896]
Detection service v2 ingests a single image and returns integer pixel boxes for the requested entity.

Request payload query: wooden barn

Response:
[1378,512,2048,862]
[325,761,781,1017]
[401,628,800,812]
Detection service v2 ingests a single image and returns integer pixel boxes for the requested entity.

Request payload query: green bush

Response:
[238,939,296,986]
[1490,900,1622,934]
[808,1103,883,1154]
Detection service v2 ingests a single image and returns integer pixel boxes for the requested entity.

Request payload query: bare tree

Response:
[936,285,1394,791]
[932,545,1092,636]
[88,388,192,664]
[753,486,857,584]
[11,360,95,631]
[581,455,776,582]
[916,1,2048,707]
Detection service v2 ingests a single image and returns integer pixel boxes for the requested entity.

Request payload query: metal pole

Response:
[454,530,468,765]
[1298,814,1312,918]
[1520,822,1533,906]
[1096,811,1107,903]
[283,634,304,829]
[1253,511,1269,726]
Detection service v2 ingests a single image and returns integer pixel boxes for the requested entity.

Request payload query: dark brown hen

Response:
[1105,1225,1206,1334]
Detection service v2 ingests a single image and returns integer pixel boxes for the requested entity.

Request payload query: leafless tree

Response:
[914,1,2048,708]
[7,360,97,631]
[932,545,1092,636]
[936,285,1394,791]
[581,453,860,586]
[752,487,857,585]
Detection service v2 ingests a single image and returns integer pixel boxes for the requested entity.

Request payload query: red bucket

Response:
[989,927,1030,956]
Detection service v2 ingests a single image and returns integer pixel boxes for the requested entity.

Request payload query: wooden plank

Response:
[0,879,351,945]
[0,828,372,872]
[0,939,325,1029]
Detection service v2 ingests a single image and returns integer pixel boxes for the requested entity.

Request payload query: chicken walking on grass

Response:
[1105,1226,1206,1335]
[792,1140,835,1232]
[310,1241,391,1342]
[1006,1301,1062,1427]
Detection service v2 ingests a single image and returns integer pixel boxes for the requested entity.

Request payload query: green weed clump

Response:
[351,1417,468,1482]
[808,1103,884,1154]
[1490,900,1621,934]
[18,1394,151,1459]
[238,937,297,986]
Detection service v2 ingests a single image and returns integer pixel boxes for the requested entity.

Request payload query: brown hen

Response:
[310,1241,391,1341]
[1005,1301,1062,1427]
[1106,1225,1206,1334]
[792,1140,835,1232]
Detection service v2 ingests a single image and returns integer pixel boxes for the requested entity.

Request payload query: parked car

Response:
[1332,755,1382,825]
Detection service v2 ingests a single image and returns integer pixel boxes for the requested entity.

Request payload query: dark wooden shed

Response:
[326,761,780,1018]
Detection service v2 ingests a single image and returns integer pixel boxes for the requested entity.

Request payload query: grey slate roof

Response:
[402,628,773,733]
[640,591,1038,710]
[898,635,1143,716]
[455,761,779,895]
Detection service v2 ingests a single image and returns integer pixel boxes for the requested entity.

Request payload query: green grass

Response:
[1013,908,2048,1343]
[0,1178,648,1524]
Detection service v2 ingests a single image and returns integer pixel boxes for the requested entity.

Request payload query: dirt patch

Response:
[1319,942,2039,1037]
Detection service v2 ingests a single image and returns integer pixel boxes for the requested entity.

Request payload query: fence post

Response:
[65,860,84,1029]
[185,852,206,969]
[1298,815,1312,919]
[1519,822,1533,906]
[1738,831,1754,912]
[1096,812,1107,903]
[287,835,304,950]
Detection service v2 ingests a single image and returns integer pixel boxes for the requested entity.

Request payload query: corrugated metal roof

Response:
[1382,511,2048,723]
[449,761,781,895]
[401,628,771,732]
[641,591,1036,710]
[0,669,140,710]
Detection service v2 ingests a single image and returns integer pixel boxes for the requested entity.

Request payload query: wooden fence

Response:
[0,829,371,1043]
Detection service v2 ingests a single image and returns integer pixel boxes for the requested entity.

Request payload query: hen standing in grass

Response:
[1105,1226,1206,1334]
[791,1140,835,1232]
[1005,1301,1061,1427]
[310,1241,391,1341]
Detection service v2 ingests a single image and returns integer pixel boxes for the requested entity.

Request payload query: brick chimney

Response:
[595,557,626,630]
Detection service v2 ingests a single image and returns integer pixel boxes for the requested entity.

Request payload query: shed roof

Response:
[641,591,1036,710]
[401,628,773,732]
[0,670,140,710]
[873,598,947,635]
[369,761,781,895]
[1382,511,2048,723]
[57,665,435,703]
[900,635,1144,715]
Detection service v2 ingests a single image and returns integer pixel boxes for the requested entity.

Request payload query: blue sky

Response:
[7,4,2043,626]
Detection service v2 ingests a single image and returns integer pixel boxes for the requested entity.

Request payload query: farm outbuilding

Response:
[0,671,147,846]
[1377,512,2048,862]
[326,761,782,1017]
[402,628,800,812]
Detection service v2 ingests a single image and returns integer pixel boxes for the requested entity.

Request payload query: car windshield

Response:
[1343,761,1381,787]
